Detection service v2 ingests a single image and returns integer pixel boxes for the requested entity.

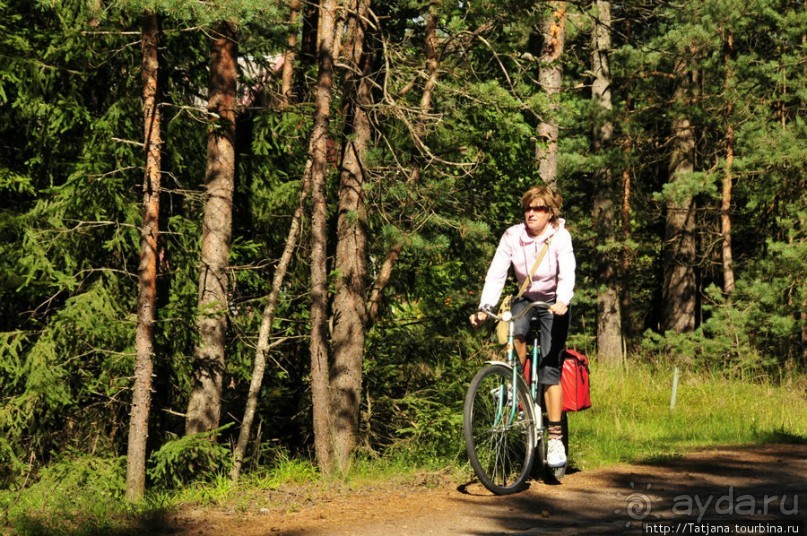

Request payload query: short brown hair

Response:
[521,185,562,226]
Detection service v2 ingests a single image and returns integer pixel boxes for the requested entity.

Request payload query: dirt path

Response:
[159,444,806,535]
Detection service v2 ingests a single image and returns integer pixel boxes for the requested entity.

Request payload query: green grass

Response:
[0,449,459,535]
[2,364,805,535]
[566,362,807,470]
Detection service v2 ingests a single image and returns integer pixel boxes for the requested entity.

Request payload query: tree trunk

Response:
[126,10,161,502]
[406,0,439,187]
[333,7,348,63]
[366,2,439,325]
[420,1,439,124]
[309,0,339,474]
[721,124,735,296]
[662,58,697,334]
[619,18,634,345]
[536,1,566,187]
[721,31,736,297]
[330,0,373,472]
[231,163,312,481]
[366,244,401,325]
[280,0,302,107]
[620,138,633,343]
[295,0,320,101]
[186,21,238,435]
[590,0,622,364]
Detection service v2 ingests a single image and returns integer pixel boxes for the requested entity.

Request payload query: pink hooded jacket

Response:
[479,219,576,309]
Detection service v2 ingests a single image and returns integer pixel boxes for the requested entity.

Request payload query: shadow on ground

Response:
[453,443,806,535]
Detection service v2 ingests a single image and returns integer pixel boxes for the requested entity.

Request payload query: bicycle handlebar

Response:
[480,300,551,323]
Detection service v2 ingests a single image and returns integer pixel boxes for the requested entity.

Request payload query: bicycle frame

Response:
[484,302,550,437]
[529,332,543,434]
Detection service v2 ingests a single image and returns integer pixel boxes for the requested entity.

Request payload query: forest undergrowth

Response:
[2,362,804,536]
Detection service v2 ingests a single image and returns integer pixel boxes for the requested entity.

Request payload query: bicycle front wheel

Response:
[463,364,536,495]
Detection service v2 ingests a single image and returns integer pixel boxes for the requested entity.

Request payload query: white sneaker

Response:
[547,438,567,467]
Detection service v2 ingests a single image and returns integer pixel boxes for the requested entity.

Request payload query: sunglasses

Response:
[524,205,550,213]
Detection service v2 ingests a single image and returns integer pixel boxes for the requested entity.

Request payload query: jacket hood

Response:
[519,218,566,245]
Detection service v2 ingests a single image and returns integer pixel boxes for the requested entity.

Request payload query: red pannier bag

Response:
[561,349,592,412]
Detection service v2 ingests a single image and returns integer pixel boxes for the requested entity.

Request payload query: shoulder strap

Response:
[516,238,551,298]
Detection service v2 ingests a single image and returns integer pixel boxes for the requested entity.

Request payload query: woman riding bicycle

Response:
[469,185,576,468]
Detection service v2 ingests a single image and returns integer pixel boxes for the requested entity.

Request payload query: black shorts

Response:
[509,296,570,386]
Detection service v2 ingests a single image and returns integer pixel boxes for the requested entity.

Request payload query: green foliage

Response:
[109,0,283,25]
[1,452,126,534]
[0,0,804,508]
[0,274,134,489]
[37,451,126,499]
[147,426,234,489]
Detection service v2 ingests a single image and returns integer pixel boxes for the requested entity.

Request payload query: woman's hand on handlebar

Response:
[469,301,561,327]
[469,310,488,328]
[549,302,568,316]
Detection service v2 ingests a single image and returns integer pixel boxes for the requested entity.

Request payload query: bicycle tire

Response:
[463,364,536,495]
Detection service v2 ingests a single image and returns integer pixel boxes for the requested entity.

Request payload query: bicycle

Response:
[463,300,569,495]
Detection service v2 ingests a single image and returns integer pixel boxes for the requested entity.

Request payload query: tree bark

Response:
[126,10,161,502]
[366,244,401,325]
[590,0,622,364]
[280,0,302,108]
[231,163,312,481]
[721,123,735,297]
[536,1,566,187]
[620,138,633,343]
[186,21,238,435]
[662,58,697,334]
[309,0,339,474]
[420,1,439,123]
[330,0,373,472]
[721,31,736,297]
[295,0,320,101]
[619,18,634,344]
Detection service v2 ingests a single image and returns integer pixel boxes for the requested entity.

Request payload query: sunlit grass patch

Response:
[567,363,807,470]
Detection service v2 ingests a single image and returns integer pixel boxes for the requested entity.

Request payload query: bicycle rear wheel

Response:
[463,364,536,495]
